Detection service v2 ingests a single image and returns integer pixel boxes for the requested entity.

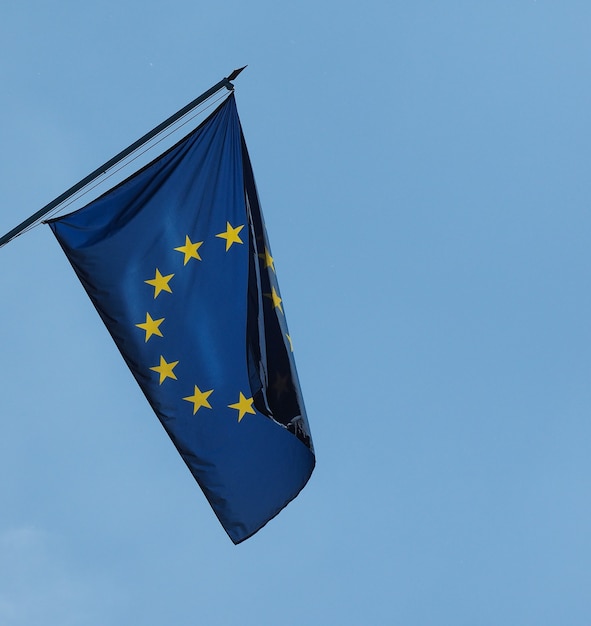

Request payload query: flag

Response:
[47,95,315,544]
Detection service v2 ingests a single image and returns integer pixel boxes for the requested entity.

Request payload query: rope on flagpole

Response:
[0,66,247,249]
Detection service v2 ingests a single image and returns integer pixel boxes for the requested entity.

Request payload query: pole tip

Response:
[227,66,247,81]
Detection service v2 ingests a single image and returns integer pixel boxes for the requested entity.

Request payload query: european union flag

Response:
[47,95,315,544]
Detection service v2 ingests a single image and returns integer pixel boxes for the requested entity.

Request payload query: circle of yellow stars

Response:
[132,221,286,422]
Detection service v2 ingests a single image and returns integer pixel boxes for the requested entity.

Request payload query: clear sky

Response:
[2,1,591,624]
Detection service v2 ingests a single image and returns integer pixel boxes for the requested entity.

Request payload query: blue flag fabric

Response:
[47,95,314,544]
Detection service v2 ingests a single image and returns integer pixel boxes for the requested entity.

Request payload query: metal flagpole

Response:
[0,66,247,249]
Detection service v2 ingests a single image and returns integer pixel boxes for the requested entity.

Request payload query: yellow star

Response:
[150,355,179,384]
[145,268,174,298]
[228,392,256,422]
[286,334,293,352]
[264,286,283,314]
[174,235,203,265]
[258,247,275,272]
[216,222,244,251]
[183,385,213,415]
[135,313,164,342]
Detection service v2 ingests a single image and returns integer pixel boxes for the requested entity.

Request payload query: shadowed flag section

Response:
[47,95,314,544]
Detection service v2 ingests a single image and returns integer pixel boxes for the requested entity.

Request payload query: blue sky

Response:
[2,2,591,624]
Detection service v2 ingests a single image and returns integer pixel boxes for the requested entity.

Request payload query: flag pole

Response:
[0,66,247,249]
